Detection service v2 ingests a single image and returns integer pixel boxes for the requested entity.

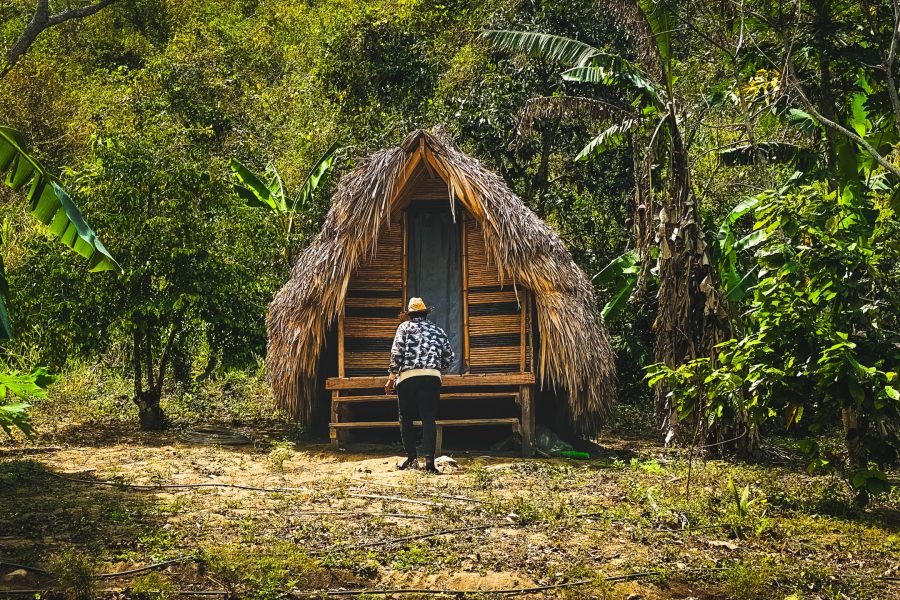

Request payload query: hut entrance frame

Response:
[329,138,537,456]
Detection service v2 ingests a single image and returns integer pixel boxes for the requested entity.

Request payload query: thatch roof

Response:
[266,128,616,437]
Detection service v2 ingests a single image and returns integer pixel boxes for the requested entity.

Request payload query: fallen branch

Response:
[287,579,592,597]
[348,493,441,507]
[95,556,194,579]
[0,561,51,575]
[48,471,308,493]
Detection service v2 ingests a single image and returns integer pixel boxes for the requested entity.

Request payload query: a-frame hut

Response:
[267,129,616,455]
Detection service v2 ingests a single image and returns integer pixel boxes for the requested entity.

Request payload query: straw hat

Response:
[407,297,428,312]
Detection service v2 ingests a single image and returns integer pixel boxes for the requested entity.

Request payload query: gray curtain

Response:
[407,205,463,373]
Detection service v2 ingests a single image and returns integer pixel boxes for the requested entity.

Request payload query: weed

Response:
[392,542,435,570]
[469,460,495,491]
[47,546,95,600]
[725,478,769,538]
[267,441,295,473]
[130,572,176,600]
[202,541,327,600]
[723,560,772,600]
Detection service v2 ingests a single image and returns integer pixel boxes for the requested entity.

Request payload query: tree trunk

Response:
[842,405,869,505]
[135,390,165,430]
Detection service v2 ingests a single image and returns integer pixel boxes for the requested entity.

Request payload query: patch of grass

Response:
[129,572,177,600]
[47,546,95,600]
[722,560,773,600]
[202,541,330,600]
[391,542,435,570]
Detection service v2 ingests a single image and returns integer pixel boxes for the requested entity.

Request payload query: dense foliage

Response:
[0,0,897,497]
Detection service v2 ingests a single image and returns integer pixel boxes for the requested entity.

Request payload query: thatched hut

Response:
[267,128,615,454]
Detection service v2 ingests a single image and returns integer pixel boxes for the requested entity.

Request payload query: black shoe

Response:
[397,457,419,470]
[424,457,438,474]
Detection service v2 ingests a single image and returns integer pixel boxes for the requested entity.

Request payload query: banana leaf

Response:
[0,127,121,273]
[719,142,820,173]
[593,250,640,320]
[230,157,286,213]
[291,141,341,213]
[575,119,640,162]
[478,29,601,66]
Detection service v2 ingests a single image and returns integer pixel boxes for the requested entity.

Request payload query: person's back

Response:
[385,298,454,472]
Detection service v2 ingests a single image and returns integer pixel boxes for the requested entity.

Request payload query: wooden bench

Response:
[330,418,520,456]
[326,373,536,457]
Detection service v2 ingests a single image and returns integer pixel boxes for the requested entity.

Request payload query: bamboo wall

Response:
[341,214,404,377]
[341,171,530,377]
[464,217,530,373]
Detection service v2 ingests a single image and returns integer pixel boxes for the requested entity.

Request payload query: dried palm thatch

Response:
[266,128,616,437]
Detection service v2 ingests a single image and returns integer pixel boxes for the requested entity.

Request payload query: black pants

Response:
[397,375,441,459]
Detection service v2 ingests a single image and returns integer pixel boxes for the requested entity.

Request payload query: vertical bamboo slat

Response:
[461,216,470,369]
[338,313,345,377]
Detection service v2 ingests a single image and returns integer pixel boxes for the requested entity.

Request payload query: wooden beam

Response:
[330,390,340,448]
[338,312,345,378]
[326,372,535,390]
[402,211,408,306]
[519,290,527,372]
[333,392,519,403]
[520,384,535,458]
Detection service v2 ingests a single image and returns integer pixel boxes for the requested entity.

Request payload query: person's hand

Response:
[385,378,396,395]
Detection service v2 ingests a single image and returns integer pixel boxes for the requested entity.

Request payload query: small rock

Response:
[2,569,29,583]
[708,539,738,550]
[434,455,458,469]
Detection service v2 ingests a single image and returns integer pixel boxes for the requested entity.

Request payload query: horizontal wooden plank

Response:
[334,392,519,403]
[469,315,521,334]
[344,319,401,338]
[344,351,391,368]
[470,347,521,365]
[345,297,402,309]
[326,372,535,389]
[467,290,520,304]
[331,418,520,429]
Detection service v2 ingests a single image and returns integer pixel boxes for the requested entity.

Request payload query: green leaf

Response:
[563,56,663,105]
[849,93,871,138]
[478,30,601,66]
[594,250,639,321]
[575,119,639,161]
[0,401,33,438]
[230,158,282,213]
[786,108,819,134]
[850,468,890,495]
[292,141,340,213]
[885,386,900,401]
[719,142,819,172]
[0,127,122,274]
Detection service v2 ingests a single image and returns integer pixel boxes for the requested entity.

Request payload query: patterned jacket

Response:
[389,317,454,376]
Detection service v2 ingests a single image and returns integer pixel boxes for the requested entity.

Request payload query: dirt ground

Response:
[1,420,898,599]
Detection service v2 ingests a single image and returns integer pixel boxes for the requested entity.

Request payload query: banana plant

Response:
[0,367,54,437]
[231,141,341,260]
[0,126,122,339]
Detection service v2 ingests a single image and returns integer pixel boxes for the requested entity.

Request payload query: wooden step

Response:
[330,418,520,428]
[333,392,518,403]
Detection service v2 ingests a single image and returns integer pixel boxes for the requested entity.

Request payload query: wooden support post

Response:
[402,212,409,305]
[520,384,535,458]
[337,313,345,378]
[330,390,341,449]
[435,426,444,457]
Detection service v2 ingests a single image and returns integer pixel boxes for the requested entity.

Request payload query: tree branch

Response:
[784,61,900,179]
[1,0,118,78]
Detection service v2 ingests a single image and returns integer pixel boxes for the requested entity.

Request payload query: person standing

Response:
[385,297,454,473]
